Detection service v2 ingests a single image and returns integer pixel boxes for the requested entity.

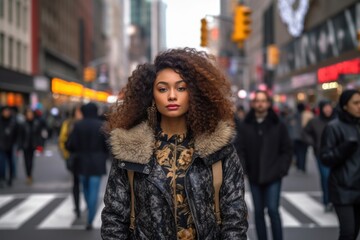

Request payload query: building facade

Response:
[244,0,360,109]
[0,0,33,107]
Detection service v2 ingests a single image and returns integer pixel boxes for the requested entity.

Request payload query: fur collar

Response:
[109,121,234,164]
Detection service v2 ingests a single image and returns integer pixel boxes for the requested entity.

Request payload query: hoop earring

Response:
[147,102,157,129]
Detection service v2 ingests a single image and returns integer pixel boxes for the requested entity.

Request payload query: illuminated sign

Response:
[278,0,309,37]
[51,78,109,102]
[317,58,360,83]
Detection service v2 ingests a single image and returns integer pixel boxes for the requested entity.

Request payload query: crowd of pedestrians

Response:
[0,51,359,239]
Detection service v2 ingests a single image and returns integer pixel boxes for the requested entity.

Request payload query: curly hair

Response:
[106,47,234,136]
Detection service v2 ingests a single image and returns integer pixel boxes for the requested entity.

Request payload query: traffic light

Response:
[83,67,97,82]
[200,18,208,47]
[232,5,252,44]
[267,44,280,68]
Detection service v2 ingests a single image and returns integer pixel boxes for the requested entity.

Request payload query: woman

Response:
[320,89,360,240]
[58,105,83,218]
[303,100,335,212]
[101,48,248,239]
[18,108,45,185]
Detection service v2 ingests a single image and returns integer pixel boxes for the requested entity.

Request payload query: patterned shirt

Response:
[155,130,196,240]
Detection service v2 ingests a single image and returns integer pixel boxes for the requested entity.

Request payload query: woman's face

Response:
[344,93,360,118]
[153,68,189,120]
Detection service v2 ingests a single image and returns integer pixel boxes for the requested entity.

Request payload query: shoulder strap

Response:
[212,160,223,224]
[127,170,135,231]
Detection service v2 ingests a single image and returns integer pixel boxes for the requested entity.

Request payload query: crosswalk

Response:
[0,191,338,230]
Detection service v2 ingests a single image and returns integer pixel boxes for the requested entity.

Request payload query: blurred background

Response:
[0,0,359,113]
[0,0,360,239]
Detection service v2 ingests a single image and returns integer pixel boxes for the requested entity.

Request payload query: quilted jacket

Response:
[101,121,248,239]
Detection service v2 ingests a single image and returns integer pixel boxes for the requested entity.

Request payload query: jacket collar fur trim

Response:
[109,121,234,164]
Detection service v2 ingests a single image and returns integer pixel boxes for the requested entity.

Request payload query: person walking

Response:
[0,106,18,187]
[237,90,292,240]
[303,100,335,212]
[320,89,360,240]
[66,102,108,230]
[58,105,82,218]
[18,108,46,185]
[101,48,248,239]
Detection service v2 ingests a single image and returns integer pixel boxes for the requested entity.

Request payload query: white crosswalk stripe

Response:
[0,192,338,230]
[0,194,56,229]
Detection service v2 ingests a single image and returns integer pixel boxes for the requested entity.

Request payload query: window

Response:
[23,44,27,70]
[8,0,12,23]
[0,0,4,19]
[0,33,4,65]
[16,0,20,28]
[9,37,13,67]
[23,5,27,31]
[16,40,20,69]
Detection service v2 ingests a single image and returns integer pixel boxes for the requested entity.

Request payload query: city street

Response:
[0,140,356,240]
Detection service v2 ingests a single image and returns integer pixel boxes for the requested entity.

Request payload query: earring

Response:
[147,102,157,129]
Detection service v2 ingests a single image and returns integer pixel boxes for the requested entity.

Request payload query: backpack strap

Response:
[212,160,223,225]
[127,170,135,231]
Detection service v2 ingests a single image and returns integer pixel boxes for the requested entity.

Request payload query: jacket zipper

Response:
[173,137,178,229]
[184,155,200,240]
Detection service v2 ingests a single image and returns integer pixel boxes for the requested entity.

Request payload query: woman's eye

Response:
[177,87,187,92]
[158,88,167,92]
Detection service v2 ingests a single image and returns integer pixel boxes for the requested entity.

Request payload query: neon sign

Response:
[317,58,360,83]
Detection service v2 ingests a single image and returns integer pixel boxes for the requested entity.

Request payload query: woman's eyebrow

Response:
[156,80,185,85]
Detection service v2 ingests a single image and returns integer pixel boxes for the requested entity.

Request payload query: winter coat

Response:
[320,108,360,205]
[66,103,108,176]
[0,116,18,151]
[237,109,293,184]
[18,119,44,150]
[101,121,248,240]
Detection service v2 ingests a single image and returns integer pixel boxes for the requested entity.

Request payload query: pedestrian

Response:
[101,48,248,239]
[66,102,108,230]
[320,89,360,240]
[303,100,335,212]
[58,105,82,218]
[237,90,292,240]
[0,106,18,187]
[18,107,45,185]
[293,103,313,173]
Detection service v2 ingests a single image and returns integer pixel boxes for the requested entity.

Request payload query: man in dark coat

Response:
[0,106,18,187]
[66,102,108,230]
[237,90,292,240]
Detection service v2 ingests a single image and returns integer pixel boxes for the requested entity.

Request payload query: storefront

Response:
[317,58,360,102]
[274,1,360,105]
[0,66,33,110]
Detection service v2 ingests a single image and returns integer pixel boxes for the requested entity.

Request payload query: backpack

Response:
[127,160,223,231]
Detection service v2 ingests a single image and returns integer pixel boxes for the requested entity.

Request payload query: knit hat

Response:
[339,89,359,110]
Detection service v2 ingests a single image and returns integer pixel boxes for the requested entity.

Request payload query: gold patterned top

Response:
[155,130,196,240]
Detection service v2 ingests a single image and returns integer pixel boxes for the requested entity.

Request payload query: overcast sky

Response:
[165,0,220,49]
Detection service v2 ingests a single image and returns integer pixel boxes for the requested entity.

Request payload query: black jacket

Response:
[0,116,18,151]
[18,119,44,150]
[66,103,108,176]
[237,109,293,184]
[101,121,248,239]
[320,108,360,204]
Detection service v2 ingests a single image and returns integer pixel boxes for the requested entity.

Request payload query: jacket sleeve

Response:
[58,120,69,160]
[101,158,131,239]
[302,120,315,147]
[220,145,248,240]
[278,122,293,176]
[320,125,358,167]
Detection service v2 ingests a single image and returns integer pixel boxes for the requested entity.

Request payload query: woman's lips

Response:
[166,104,180,110]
